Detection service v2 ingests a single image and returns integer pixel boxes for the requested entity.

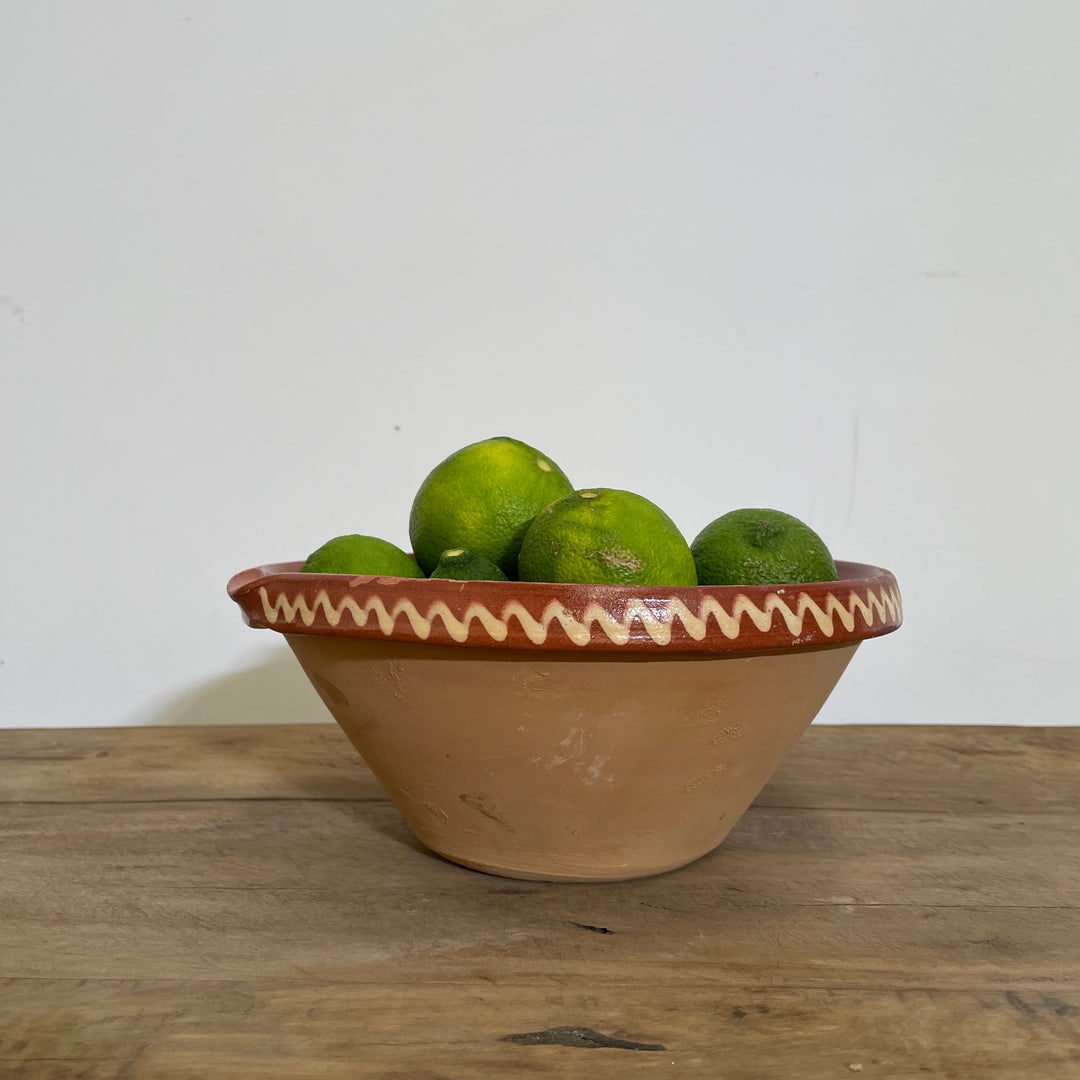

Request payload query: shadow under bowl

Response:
[228,561,901,881]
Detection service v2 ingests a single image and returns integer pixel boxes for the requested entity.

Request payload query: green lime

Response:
[301,534,424,577]
[517,488,698,587]
[408,436,574,578]
[691,508,837,586]
[429,548,509,581]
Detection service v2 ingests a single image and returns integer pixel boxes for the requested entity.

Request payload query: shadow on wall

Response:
[148,649,329,726]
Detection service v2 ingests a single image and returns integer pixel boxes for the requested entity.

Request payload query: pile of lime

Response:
[301,436,838,587]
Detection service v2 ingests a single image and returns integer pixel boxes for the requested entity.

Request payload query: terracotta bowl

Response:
[227,560,901,882]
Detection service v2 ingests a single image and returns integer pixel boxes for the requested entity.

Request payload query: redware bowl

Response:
[227,560,901,881]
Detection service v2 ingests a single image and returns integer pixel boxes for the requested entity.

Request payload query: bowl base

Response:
[432,846,714,883]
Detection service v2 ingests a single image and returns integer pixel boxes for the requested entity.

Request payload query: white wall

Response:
[2,1,1077,729]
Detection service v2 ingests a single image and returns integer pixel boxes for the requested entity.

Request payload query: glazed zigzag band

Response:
[258,584,902,647]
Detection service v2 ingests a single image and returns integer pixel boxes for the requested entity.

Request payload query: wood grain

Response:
[1,724,1078,1078]
[3,722,1077,811]
[4,982,1078,1080]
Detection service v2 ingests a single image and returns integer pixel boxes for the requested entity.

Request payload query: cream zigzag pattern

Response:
[258,584,901,647]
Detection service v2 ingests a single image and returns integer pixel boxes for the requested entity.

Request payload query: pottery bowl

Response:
[227,561,901,881]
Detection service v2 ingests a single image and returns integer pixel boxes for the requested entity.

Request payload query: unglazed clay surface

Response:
[285,635,859,880]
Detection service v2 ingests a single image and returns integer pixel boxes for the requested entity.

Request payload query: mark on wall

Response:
[846,411,861,528]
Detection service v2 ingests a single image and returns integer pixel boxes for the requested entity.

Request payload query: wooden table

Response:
[2,723,1078,1079]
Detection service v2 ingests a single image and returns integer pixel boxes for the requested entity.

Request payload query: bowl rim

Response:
[227,559,902,655]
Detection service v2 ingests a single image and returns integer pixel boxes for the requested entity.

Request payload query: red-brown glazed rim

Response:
[227,560,902,655]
